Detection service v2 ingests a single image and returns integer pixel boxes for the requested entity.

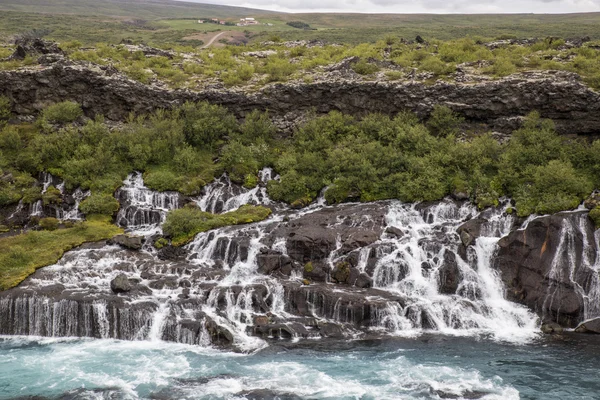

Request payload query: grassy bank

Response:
[0,215,122,290]
[163,205,272,246]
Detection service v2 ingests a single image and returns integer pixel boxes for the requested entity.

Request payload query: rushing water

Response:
[1,334,600,399]
[2,171,600,399]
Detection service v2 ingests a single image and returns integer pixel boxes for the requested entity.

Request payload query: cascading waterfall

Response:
[194,167,274,213]
[542,212,600,322]
[6,170,585,351]
[115,172,180,233]
[368,200,538,341]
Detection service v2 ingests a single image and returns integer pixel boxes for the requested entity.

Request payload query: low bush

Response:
[590,206,600,228]
[39,217,59,231]
[352,60,380,75]
[80,193,120,216]
[40,101,83,124]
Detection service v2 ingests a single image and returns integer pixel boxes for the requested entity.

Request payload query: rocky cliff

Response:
[1,59,599,136]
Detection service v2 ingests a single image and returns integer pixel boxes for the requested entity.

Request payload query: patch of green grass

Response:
[163,204,272,246]
[0,215,122,290]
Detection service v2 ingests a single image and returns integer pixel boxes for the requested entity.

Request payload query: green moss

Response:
[163,204,272,246]
[0,215,122,290]
[304,262,314,273]
[154,237,169,249]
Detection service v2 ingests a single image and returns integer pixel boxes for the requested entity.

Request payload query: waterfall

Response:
[115,172,180,234]
[542,213,600,322]
[194,167,274,213]
[1,173,557,349]
[369,200,538,341]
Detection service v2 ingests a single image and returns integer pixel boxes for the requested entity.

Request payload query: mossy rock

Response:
[332,261,351,283]
[304,262,314,273]
[154,237,169,249]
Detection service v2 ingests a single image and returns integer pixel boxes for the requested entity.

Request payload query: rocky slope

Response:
[1,53,600,136]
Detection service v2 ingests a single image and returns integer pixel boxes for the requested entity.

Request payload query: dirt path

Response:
[201,31,227,49]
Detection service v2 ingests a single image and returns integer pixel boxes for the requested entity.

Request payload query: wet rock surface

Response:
[495,211,600,327]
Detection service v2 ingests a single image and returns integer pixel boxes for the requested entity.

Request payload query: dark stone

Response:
[438,250,460,294]
[541,322,564,334]
[574,318,600,334]
[110,234,143,250]
[495,211,598,327]
[110,273,132,294]
[157,245,187,261]
[457,218,487,247]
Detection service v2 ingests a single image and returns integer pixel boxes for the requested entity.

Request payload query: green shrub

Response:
[180,101,238,148]
[352,60,380,75]
[42,185,62,205]
[143,168,183,192]
[80,193,120,216]
[263,57,298,82]
[426,105,464,137]
[488,58,516,77]
[590,207,600,228]
[0,96,10,125]
[385,71,404,80]
[41,101,83,124]
[514,160,592,216]
[39,217,59,231]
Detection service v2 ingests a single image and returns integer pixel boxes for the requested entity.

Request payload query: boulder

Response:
[256,250,292,275]
[495,211,598,327]
[438,250,460,294]
[110,273,132,294]
[110,234,143,250]
[332,262,351,283]
[541,322,564,334]
[456,218,487,247]
[157,245,187,261]
[574,318,600,334]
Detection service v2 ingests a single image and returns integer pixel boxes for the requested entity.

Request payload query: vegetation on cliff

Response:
[39,37,600,90]
[1,98,599,221]
[0,215,122,290]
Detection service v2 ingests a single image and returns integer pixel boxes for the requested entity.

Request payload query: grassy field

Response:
[1,1,600,46]
[0,215,122,290]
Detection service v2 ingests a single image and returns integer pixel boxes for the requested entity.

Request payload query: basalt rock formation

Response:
[0,54,599,136]
[495,211,600,327]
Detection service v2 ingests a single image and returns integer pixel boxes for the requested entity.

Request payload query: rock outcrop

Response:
[495,211,600,327]
[0,61,599,135]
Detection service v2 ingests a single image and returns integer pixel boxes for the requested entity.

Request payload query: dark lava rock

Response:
[438,250,460,294]
[457,218,487,247]
[157,245,187,261]
[110,273,132,294]
[541,322,564,334]
[110,234,143,250]
[495,211,598,327]
[575,317,600,334]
